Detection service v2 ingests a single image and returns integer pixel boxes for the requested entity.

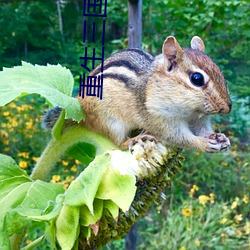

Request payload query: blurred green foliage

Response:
[0,0,249,249]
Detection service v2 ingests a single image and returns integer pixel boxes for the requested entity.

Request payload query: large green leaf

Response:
[96,166,136,212]
[0,154,30,181]
[56,205,80,250]
[0,62,85,122]
[0,154,65,248]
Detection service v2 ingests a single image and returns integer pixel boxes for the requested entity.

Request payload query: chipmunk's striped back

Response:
[89,48,155,89]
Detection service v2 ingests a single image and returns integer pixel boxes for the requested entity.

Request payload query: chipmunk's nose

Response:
[219,101,232,114]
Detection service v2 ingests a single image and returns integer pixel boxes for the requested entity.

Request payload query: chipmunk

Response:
[43,36,232,153]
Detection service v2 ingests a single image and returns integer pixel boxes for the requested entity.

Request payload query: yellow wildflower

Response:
[194,238,201,247]
[71,165,77,172]
[18,152,29,159]
[0,130,8,138]
[232,150,237,156]
[75,159,81,165]
[32,157,39,162]
[11,119,18,127]
[182,207,192,217]
[66,176,75,182]
[220,217,228,224]
[189,184,199,197]
[221,162,228,167]
[51,175,61,183]
[63,182,69,189]
[221,232,227,238]
[244,221,250,234]
[179,247,186,250]
[9,102,16,108]
[26,121,33,129]
[236,229,242,237]
[231,197,240,209]
[19,161,28,169]
[243,195,248,204]
[62,160,69,166]
[198,195,210,206]
[3,111,9,116]
[209,193,215,204]
[234,214,243,224]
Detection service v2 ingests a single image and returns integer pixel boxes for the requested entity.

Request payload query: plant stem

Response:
[30,126,118,181]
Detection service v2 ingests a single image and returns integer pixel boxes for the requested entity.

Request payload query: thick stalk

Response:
[30,126,117,181]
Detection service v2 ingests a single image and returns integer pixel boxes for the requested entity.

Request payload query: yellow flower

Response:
[234,214,243,224]
[18,152,29,159]
[3,111,9,116]
[209,193,215,204]
[66,176,75,182]
[9,102,16,108]
[51,175,61,183]
[221,162,228,167]
[11,119,18,127]
[198,195,210,206]
[236,229,242,237]
[179,247,186,250]
[70,165,77,172]
[232,150,237,156]
[220,217,228,224]
[32,157,39,162]
[19,161,28,169]
[243,195,248,204]
[62,160,69,166]
[75,159,81,165]
[231,198,240,209]
[221,232,227,238]
[0,130,8,138]
[26,121,33,129]
[63,182,69,189]
[194,238,201,247]
[182,207,192,217]
[244,221,250,234]
[189,184,199,197]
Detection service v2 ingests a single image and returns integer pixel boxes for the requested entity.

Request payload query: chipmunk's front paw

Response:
[206,133,230,152]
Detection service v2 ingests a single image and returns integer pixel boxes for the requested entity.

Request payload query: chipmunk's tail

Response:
[41,106,62,130]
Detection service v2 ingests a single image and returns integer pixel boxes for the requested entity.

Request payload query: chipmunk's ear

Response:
[191,36,205,52]
[162,36,184,63]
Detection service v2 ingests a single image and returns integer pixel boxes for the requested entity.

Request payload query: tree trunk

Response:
[56,0,64,36]
[128,0,142,48]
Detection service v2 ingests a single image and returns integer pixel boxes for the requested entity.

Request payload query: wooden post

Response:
[128,0,142,48]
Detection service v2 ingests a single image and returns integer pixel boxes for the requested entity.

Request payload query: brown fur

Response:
[77,36,231,152]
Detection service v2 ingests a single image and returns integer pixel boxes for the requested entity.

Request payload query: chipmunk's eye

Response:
[190,72,204,87]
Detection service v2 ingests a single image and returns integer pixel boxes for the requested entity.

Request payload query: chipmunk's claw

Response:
[129,134,156,152]
[207,133,230,152]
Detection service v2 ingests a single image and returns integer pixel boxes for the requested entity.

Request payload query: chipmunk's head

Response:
[159,36,232,115]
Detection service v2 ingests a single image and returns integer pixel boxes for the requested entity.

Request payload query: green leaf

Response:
[96,167,136,212]
[79,199,103,226]
[64,153,111,213]
[20,181,64,213]
[56,205,80,250]
[65,142,96,165]
[0,176,32,201]
[0,62,85,122]
[0,154,30,181]
[103,200,119,219]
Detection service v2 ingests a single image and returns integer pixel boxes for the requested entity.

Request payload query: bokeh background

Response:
[0,1,249,249]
